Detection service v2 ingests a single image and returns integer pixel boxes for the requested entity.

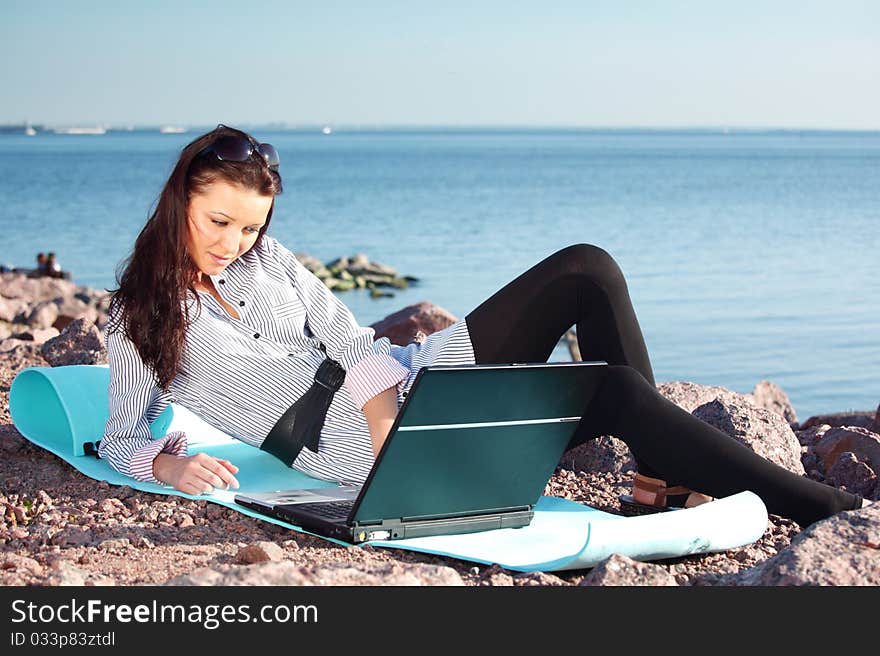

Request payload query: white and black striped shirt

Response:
[99,235,475,485]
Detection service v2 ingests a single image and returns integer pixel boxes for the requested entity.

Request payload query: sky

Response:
[1,0,879,129]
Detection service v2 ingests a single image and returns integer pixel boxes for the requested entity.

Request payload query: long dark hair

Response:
[107,125,283,391]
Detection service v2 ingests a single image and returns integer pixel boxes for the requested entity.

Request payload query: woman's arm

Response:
[362,386,399,457]
[101,307,239,493]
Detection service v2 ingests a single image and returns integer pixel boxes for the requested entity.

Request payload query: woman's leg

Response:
[465,244,862,526]
[466,243,655,384]
[577,365,862,527]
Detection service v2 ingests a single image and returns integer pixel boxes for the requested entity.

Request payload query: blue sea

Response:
[1,128,878,419]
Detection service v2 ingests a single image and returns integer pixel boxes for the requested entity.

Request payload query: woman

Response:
[102,124,869,528]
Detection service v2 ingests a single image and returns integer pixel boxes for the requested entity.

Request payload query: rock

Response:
[561,435,635,474]
[799,411,876,431]
[26,301,59,329]
[53,296,98,331]
[0,297,29,322]
[727,505,880,584]
[49,526,94,547]
[166,561,465,586]
[511,571,569,586]
[11,327,60,344]
[0,274,40,301]
[795,424,831,448]
[658,381,750,413]
[825,452,877,499]
[45,561,88,586]
[234,541,284,564]
[812,426,880,478]
[98,538,131,551]
[658,380,797,426]
[40,318,107,366]
[579,553,678,586]
[370,302,458,346]
[2,554,43,575]
[692,398,805,475]
[750,380,797,426]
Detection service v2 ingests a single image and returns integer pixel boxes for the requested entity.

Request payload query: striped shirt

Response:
[99,235,475,485]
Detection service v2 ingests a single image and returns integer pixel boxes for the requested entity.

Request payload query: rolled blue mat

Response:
[8,365,769,571]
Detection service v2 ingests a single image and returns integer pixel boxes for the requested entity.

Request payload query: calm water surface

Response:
[1,129,877,418]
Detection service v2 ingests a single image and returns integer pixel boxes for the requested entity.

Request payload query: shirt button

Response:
[239,300,245,306]
[218,279,225,284]
[253,333,260,339]
[402,391,408,398]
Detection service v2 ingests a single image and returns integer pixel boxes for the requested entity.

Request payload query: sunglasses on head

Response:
[198,129,280,171]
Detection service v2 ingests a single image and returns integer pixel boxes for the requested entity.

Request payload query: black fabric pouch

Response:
[260,356,346,467]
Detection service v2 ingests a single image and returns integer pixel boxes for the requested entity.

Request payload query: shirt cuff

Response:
[128,431,188,484]
[344,354,410,409]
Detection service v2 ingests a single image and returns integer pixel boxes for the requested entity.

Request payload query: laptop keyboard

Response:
[294,500,354,520]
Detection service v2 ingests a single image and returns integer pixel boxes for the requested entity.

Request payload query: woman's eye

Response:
[245,227,259,234]
[211,219,226,226]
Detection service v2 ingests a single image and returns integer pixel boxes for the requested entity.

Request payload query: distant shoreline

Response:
[2,124,879,136]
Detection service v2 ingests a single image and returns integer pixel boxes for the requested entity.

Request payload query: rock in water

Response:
[370,302,458,346]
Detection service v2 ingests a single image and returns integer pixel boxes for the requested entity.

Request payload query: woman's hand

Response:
[153,453,240,495]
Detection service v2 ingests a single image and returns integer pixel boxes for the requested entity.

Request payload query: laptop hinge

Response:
[355,504,533,525]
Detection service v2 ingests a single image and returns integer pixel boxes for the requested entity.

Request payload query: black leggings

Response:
[465,244,861,527]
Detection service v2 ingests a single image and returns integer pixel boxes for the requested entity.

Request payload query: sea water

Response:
[0,128,877,419]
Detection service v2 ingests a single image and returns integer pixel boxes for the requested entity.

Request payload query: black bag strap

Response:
[260,350,345,467]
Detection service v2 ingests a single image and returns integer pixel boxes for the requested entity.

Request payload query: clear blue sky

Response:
[2,0,878,128]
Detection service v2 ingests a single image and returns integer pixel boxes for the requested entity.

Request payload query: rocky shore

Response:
[1,271,878,586]
[294,252,418,299]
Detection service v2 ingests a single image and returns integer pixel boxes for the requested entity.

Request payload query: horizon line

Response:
[3,122,880,134]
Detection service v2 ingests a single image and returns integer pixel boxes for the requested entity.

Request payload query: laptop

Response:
[235,360,607,543]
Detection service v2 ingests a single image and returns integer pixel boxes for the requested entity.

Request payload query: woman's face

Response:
[186,179,273,283]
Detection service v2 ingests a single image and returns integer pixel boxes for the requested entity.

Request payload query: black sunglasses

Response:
[198,132,280,171]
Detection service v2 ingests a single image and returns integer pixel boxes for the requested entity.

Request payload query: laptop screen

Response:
[351,362,606,524]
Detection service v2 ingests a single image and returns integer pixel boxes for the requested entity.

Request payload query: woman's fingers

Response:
[192,454,240,490]
[217,458,239,474]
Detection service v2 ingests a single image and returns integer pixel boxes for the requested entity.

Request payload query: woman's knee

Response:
[551,243,626,288]
[599,364,655,406]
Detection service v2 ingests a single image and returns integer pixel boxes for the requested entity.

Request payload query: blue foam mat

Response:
[8,365,769,571]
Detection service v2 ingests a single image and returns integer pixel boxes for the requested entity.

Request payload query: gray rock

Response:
[657,381,749,413]
[11,327,59,344]
[40,318,107,366]
[511,571,569,586]
[2,554,43,576]
[26,300,59,329]
[727,505,880,585]
[812,426,880,482]
[795,424,831,448]
[562,436,635,474]
[166,561,465,586]
[0,297,29,322]
[49,526,94,547]
[799,411,876,431]
[692,398,805,475]
[234,541,284,564]
[825,452,877,499]
[370,302,458,346]
[579,553,678,586]
[45,561,88,586]
[751,380,797,426]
